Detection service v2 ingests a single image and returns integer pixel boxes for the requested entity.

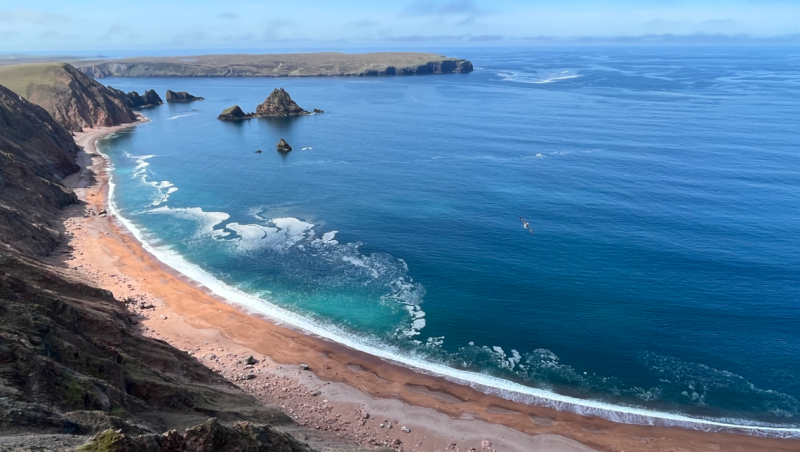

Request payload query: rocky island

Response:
[166,89,204,102]
[218,88,320,121]
[71,52,473,78]
[256,88,320,116]
[217,105,254,120]
[277,138,293,152]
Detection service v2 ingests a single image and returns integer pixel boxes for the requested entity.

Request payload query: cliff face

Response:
[255,88,308,117]
[74,52,473,78]
[0,252,292,437]
[0,84,79,256]
[0,63,136,132]
[109,87,164,109]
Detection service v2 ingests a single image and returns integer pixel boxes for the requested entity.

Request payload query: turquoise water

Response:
[98,47,799,435]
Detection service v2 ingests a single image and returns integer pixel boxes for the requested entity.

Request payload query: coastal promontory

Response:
[109,87,164,108]
[166,89,204,102]
[73,52,473,78]
[0,63,136,131]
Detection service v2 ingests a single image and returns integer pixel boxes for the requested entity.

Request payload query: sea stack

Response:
[277,139,292,152]
[218,105,253,120]
[166,90,204,102]
[256,88,320,117]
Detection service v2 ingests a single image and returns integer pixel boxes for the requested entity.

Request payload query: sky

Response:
[0,0,798,53]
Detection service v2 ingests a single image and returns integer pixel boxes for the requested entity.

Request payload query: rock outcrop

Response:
[0,63,136,131]
[277,139,292,152]
[218,105,253,121]
[73,52,473,78]
[108,87,164,108]
[74,418,315,452]
[255,88,312,117]
[165,90,204,102]
[0,83,80,256]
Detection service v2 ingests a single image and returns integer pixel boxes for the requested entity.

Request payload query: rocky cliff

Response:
[0,84,80,256]
[75,418,315,452]
[165,90,204,102]
[73,52,473,78]
[108,87,163,109]
[0,63,136,132]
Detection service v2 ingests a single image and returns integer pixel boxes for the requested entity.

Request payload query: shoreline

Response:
[57,117,797,451]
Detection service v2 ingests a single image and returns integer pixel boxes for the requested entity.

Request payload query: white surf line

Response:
[95,137,800,439]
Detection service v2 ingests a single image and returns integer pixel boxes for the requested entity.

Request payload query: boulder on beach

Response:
[277,138,293,152]
[166,89,204,102]
[218,105,253,120]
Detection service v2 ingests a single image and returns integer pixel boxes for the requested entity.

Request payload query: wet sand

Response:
[56,118,797,452]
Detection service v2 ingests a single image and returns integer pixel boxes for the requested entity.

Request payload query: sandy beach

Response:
[52,117,797,452]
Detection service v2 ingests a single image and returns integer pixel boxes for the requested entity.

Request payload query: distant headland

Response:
[69,52,473,78]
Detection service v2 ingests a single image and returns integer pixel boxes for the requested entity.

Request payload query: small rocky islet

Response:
[165,89,204,102]
[218,88,323,120]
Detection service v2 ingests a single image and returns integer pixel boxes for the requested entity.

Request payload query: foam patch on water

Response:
[168,113,195,120]
[498,70,582,84]
[125,154,179,205]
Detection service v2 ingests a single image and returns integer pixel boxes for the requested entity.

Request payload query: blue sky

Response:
[0,0,798,52]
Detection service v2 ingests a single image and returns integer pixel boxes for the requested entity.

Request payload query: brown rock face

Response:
[277,139,292,152]
[0,83,80,256]
[108,87,164,108]
[0,63,136,131]
[165,90,204,102]
[76,418,316,452]
[256,88,308,117]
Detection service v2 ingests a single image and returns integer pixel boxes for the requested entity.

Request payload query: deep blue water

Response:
[98,47,800,432]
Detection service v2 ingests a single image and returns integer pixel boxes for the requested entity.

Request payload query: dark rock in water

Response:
[255,150,262,154]
[256,88,318,117]
[142,89,163,106]
[277,138,292,152]
[108,87,163,109]
[166,89,205,102]
[218,105,254,120]
[312,108,324,114]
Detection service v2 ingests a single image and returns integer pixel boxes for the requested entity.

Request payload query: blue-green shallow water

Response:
[97,47,800,434]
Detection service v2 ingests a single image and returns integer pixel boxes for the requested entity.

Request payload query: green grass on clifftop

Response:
[0,63,67,97]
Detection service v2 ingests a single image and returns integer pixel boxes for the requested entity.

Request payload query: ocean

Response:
[96,46,800,436]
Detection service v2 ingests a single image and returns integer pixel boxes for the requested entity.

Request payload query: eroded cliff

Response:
[0,63,136,131]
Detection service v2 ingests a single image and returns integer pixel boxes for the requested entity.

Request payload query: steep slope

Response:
[0,84,80,255]
[0,63,136,131]
[74,52,473,78]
